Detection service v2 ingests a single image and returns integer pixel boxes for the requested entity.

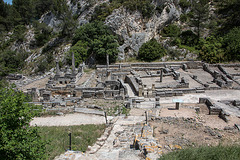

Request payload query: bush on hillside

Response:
[162,24,181,37]
[138,38,165,62]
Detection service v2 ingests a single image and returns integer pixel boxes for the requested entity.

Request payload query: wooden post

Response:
[104,111,108,124]
[145,111,148,124]
[68,132,72,150]
[106,54,109,69]
[160,69,163,82]
[176,102,180,110]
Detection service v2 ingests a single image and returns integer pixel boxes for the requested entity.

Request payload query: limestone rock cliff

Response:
[105,1,181,60]
[39,0,182,60]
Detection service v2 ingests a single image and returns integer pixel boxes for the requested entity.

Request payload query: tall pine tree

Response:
[190,0,209,41]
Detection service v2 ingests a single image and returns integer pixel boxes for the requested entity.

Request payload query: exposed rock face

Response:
[38,0,181,61]
[10,26,35,53]
[39,12,62,32]
[105,1,181,60]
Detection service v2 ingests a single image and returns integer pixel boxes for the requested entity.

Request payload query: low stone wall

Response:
[118,79,128,96]
[156,88,205,97]
[125,75,139,95]
[96,61,203,71]
[199,98,222,115]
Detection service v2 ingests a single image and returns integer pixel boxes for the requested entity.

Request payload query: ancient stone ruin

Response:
[9,61,240,160]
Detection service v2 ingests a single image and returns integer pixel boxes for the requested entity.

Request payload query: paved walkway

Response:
[30,113,112,126]
[55,116,146,160]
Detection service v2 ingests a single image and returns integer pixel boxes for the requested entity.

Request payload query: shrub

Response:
[33,22,52,47]
[223,27,240,61]
[180,14,189,23]
[138,38,165,61]
[162,24,181,37]
[12,25,26,42]
[72,22,119,65]
[180,30,198,46]
[0,50,28,76]
[198,36,225,63]
[0,87,46,159]
[67,41,88,67]
[179,0,191,9]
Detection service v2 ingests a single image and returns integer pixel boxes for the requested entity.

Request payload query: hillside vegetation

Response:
[0,0,240,77]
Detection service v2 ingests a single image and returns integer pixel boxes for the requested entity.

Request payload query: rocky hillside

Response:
[32,0,183,61]
[0,0,239,75]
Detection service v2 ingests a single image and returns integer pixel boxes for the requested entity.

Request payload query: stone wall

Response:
[125,75,139,95]
[199,98,222,115]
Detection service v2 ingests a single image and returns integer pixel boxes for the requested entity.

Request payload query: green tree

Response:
[34,0,54,19]
[162,24,181,37]
[190,0,209,40]
[138,38,165,61]
[67,41,88,67]
[217,0,240,33]
[0,0,7,32]
[73,21,112,45]
[0,87,46,159]
[59,11,77,38]
[223,27,240,61]
[0,50,28,76]
[180,30,198,47]
[33,21,52,46]
[198,36,225,63]
[12,0,34,24]
[72,22,119,65]
[92,35,119,64]
[179,0,191,9]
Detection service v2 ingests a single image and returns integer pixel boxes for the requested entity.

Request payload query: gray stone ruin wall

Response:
[203,64,233,88]
[199,98,222,115]
[218,65,240,86]
[125,75,139,95]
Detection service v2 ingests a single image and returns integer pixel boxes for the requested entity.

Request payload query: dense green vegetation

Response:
[0,0,240,75]
[0,86,46,159]
[39,124,105,159]
[138,38,165,62]
[0,83,106,159]
[0,0,77,77]
[69,22,119,65]
[162,24,181,37]
[164,0,240,63]
[0,50,29,77]
[159,145,240,160]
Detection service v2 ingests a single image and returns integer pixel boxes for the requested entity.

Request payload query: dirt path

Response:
[21,76,50,91]
[30,113,111,126]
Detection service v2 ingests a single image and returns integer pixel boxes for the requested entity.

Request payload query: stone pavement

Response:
[55,115,165,160]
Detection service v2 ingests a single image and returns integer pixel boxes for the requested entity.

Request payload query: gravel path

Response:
[30,113,110,126]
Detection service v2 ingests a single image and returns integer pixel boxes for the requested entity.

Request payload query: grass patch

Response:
[83,68,93,73]
[106,105,130,116]
[159,145,240,160]
[39,124,106,159]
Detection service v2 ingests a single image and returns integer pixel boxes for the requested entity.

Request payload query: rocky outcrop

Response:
[10,26,35,53]
[105,2,181,60]
[39,0,182,61]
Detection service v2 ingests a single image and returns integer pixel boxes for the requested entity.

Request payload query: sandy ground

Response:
[160,108,197,118]
[21,76,50,91]
[153,90,240,104]
[30,113,111,126]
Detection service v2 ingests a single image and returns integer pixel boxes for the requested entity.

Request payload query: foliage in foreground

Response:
[39,124,106,159]
[0,87,46,160]
[159,145,240,160]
